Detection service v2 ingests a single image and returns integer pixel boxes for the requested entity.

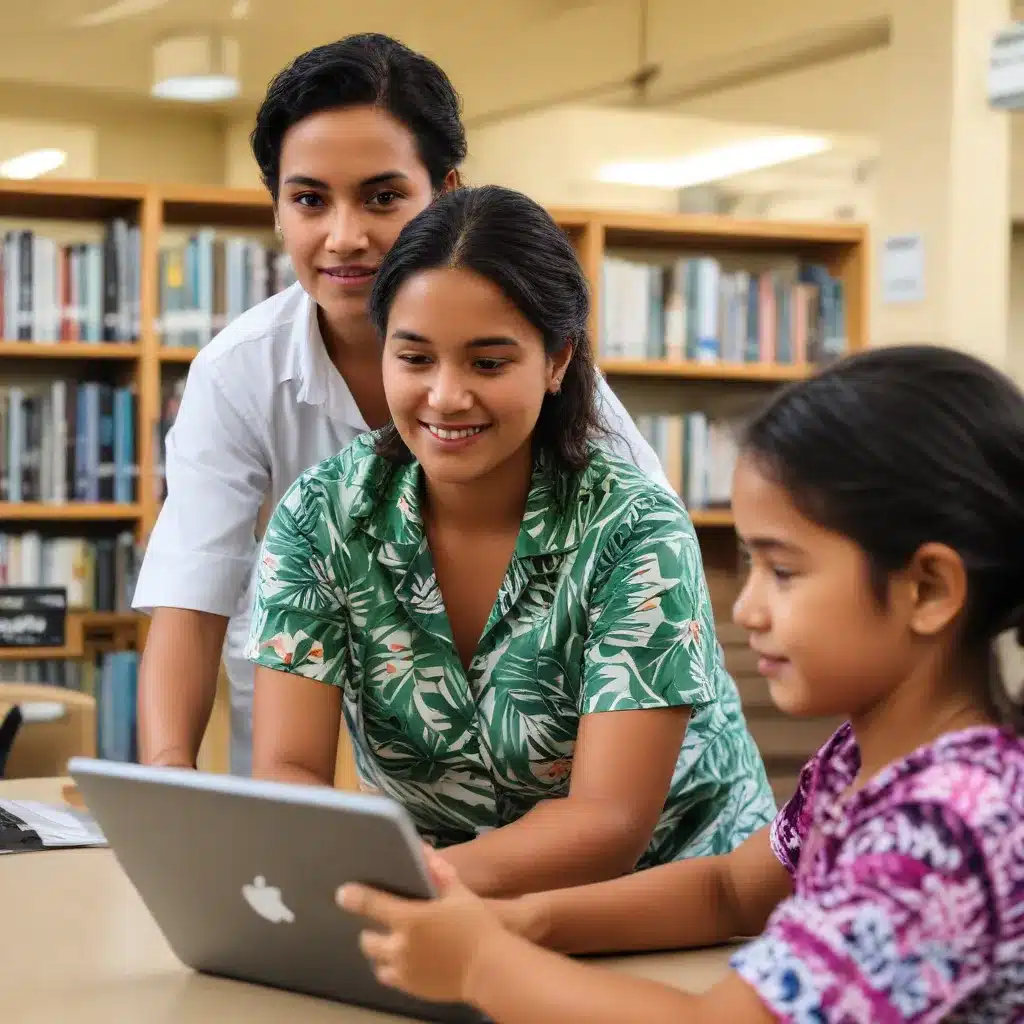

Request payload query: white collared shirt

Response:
[132,281,671,775]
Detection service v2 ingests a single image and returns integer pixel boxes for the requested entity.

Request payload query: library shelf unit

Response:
[0,179,867,787]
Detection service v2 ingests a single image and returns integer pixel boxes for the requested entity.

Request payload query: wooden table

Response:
[0,777,737,1023]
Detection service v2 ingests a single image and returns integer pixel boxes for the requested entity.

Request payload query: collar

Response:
[282,285,369,431]
[358,449,587,561]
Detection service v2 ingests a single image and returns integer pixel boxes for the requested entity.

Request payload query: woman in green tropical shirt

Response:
[246,185,775,898]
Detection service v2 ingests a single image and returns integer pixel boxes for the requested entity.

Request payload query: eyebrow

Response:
[391,329,520,348]
[282,171,411,190]
[742,537,807,557]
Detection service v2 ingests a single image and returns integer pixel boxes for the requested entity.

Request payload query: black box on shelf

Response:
[0,587,67,648]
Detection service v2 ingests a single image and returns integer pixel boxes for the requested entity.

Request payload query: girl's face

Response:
[382,266,571,487]
[275,105,452,329]
[730,453,920,720]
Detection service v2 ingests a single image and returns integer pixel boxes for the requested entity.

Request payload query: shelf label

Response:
[0,587,68,648]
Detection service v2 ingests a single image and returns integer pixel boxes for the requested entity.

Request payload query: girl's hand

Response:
[337,857,509,1005]
[425,842,545,941]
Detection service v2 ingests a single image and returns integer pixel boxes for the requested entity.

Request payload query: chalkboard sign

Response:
[0,587,68,648]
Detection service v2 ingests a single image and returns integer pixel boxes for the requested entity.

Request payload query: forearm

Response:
[516,855,742,955]
[253,761,333,786]
[442,797,645,898]
[137,608,228,767]
[464,929,702,1024]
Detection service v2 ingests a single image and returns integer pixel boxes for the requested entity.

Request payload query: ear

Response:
[900,542,968,638]
[546,341,574,393]
[441,169,461,193]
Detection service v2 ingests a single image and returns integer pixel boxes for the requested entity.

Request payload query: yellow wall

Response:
[0,83,225,185]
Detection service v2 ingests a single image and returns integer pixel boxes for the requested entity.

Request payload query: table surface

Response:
[0,776,737,1023]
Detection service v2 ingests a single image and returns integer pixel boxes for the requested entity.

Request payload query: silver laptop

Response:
[68,757,485,1023]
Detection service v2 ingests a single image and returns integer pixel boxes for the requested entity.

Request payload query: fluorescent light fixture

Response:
[151,34,240,103]
[596,135,831,189]
[0,148,67,179]
[152,75,240,102]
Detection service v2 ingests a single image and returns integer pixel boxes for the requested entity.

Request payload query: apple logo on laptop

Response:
[242,875,295,924]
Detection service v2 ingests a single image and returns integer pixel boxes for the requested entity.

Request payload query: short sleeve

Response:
[581,501,718,715]
[132,354,270,617]
[769,723,855,875]
[244,479,349,686]
[731,798,997,1022]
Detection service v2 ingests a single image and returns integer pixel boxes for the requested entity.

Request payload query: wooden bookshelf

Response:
[0,180,867,787]
[0,610,140,661]
[0,502,142,521]
[599,360,811,383]
[0,342,142,361]
[0,175,868,553]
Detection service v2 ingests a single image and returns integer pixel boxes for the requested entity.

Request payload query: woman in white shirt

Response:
[133,32,668,776]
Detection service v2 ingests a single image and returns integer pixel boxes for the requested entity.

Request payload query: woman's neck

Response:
[422,443,534,537]
[317,305,379,371]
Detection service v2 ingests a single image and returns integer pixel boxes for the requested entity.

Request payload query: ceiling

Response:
[2,0,613,115]
[0,0,891,211]
[0,0,896,122]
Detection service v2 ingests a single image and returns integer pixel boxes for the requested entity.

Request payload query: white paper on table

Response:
[0,799,107,852]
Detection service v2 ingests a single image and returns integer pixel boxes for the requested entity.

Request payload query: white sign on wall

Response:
[989,22,1024,109]
[881,234,925,305]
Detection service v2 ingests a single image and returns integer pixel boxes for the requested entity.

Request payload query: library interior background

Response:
[0,0,1020,796]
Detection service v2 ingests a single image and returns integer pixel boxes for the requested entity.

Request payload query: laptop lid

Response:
[69,757,484,1024]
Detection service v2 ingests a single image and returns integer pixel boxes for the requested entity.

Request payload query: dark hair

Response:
[741,343,1024,732]
[368,184,602,471]
[251,33,467,199]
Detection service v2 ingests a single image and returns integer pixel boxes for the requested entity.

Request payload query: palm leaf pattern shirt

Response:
[246,435,776,865]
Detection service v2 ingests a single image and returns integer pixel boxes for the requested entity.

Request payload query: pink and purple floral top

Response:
[731,722,1024,1022]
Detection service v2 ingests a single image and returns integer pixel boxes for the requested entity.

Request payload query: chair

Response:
[0,704,24,778]
[0,683,97,779]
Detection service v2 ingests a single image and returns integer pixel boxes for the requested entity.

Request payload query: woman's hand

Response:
[338,852,512,1005]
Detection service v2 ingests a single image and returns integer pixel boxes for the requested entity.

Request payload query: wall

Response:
[223,114,261,189]
[0,82,224,185]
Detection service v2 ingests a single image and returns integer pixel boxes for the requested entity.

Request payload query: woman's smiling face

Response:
[381,265,571,486]
[274,104,438,328]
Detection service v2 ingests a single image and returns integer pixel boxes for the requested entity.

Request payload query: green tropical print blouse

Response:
[246,435,775,866]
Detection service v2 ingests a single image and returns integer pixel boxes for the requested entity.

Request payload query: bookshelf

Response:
[0,179,867,786]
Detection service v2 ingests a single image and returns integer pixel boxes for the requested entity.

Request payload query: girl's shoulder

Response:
[856,725,1024,839]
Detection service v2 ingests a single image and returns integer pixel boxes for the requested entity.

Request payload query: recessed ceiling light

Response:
[0,148,68,179]
[597,136,832,189]
[151,34,241,103]
[152,75,240,102]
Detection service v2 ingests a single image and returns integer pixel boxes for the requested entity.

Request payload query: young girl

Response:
[246,184,774,898]
[340,343,1024,1021]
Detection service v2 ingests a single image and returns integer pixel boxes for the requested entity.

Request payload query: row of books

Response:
[158,232,296,349]
[635,412,739,511]
[1,221,141,343]
[600,255,846,366]
[153,376,185,501]
[0,224,294,350]
[0,530,137,611]
[0,381,137,503]
[0,650,138,763]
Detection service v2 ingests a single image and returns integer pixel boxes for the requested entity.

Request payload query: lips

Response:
[423,423,489,440]
[319,265,377,281]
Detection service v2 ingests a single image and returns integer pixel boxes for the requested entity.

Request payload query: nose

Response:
[324,205,369,255]
[732,571,769,633]
[427,365,474,414]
